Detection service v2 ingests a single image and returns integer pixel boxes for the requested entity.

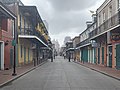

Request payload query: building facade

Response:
[65,41,74,59]
[89,0,120,69]
[0,0,51,69]
[0,2,16,70]
[72,36,80,61]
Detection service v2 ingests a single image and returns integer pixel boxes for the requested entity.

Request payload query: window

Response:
[109,6,112,18]
[11,20,14,38]
[2,19,7,31]
[99,14,101,26]
[103,12,105,22]
[20,15,22,34]
[24,18,26,34]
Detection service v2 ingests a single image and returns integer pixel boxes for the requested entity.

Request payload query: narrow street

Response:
[1,56,120,90]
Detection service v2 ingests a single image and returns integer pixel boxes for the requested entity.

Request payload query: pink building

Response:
[0,2,16,70]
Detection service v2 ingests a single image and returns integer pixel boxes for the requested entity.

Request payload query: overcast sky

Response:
[21,0,105,47]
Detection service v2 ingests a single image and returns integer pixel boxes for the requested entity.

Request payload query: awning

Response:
[65,48,75,52]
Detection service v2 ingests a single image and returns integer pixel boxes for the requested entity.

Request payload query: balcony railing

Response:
[76,38,90,47]
[18,28,48,45]
[89,11,120,38]
[18,28,35,35]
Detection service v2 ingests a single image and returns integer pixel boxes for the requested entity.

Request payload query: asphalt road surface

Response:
[1,56,120,90]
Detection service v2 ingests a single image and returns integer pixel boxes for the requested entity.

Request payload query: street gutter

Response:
[74,61,120,81]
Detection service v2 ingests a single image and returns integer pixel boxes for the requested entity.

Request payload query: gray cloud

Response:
[48,0,98,11]
[49,10,91,34]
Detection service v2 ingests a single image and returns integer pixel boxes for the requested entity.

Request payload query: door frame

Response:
[107,45,112,67]
[116,44,120,69]
[0,41,4,70]
[102,47,104,65]
[98,48,100,64]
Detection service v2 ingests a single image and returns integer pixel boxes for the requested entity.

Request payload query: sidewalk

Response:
[74,61,120,80]
[0,61,47,88]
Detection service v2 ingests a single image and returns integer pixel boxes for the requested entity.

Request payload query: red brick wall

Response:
[1,19,14,69]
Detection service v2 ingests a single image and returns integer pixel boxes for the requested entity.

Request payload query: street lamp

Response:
[12,19,17,76]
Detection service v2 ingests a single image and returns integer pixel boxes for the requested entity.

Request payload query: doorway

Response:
[116,44,120,69]
[98,48,100,64]
[102,47,104,64]
[10,48,13,68]
[108,46,112,68]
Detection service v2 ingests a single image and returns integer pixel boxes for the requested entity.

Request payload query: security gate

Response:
[108,46,112,68]
[116,44,120,69]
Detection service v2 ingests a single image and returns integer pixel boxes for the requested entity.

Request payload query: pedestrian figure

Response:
[64,54,65,59]
[68,53,71,62]
[51,55,53,62]
[54,54,55,59]
[51,50,53,62]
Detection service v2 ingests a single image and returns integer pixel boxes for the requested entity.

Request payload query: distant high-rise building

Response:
[64,36,71,45]
[52,39,60,55]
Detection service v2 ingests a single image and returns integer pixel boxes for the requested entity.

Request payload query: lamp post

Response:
[12,19,17,76]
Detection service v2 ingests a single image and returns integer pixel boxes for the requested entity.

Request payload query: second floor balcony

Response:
[89,10,120,39]
[18,28,48,45]
[76,38,90,48]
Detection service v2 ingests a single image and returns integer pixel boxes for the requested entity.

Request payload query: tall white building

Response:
[52,39,60,55]
[64,36,71,45]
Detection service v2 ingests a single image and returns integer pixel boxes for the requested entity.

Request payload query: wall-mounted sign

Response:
[12,39,16,46]
[111,33,120,41]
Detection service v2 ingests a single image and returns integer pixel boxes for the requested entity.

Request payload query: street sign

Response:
[12,40,16,46]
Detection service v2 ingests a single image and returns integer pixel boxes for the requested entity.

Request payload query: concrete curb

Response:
[0,61,47,88]
[74,61,120,81]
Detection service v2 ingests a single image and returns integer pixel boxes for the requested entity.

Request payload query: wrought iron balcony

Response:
[18,28,48,45]
[18,28,35,35]
[89,11,120,39]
